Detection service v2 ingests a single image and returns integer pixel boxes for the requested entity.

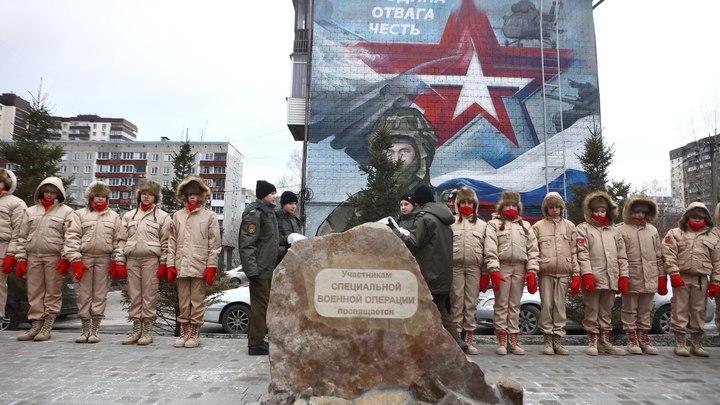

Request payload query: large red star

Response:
[354,0,573,147]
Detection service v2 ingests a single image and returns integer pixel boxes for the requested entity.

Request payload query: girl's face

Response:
[92,195,106,205]
[688,214,705,224]
[593,207,607,217]
[399,200,414,215]
[504,203,518,211]
[187,194,199,204]
[547,205,562,218]
[459,200,474,209]
[632,208,647,222]
[140,191,155,205]
[43,190,57,201]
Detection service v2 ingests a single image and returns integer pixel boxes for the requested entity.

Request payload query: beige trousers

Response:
[26,254,63,321]
[126,256,160,321]
[177,277,206,326]
[671,274,707,335]
[582,289,615,333]
[539,274,569,336]
[75,255,111,320]
[451,264,480,332]
[621,292,654,331]
[493,262,526,334]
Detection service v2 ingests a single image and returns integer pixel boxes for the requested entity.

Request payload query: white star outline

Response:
[416,39,533,120]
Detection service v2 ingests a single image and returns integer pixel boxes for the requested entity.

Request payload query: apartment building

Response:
[0,93,31,141]
[669,134,719,208]
[52,114,138,141]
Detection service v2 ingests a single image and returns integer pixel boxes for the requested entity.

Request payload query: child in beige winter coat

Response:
[0,169,27,324]
[531,192,579,355]
[64,181,121,344]
[450,187,486,355]
[166,176,221,348]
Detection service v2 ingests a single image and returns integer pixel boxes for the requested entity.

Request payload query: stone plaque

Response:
[314,268,418,319]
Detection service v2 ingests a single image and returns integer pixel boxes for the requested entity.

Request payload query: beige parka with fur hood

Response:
[662,202,720,283]
[64,181,121,262]
[531,192,579,277]
[484,191,540,273]
[166,176,221,278]
[116,180,172,265]
[615,194,664,293]
[576,191,629,290]
[0,169,28,257]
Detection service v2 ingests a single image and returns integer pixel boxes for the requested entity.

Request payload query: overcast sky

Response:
[2,1,718,195]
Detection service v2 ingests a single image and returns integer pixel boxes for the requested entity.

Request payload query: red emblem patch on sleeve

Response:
[169,223,175,235]
[247,224,256,234]
[66,219,72,229]
[575,236,585,245]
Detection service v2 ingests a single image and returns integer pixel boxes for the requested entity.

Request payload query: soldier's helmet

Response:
[367,108,439,183]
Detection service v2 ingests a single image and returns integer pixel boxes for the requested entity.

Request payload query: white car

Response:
[225,266,249,287]
[476,278,716,335]
[204,285,251,334]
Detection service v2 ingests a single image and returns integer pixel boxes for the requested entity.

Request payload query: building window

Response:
[163,167,170,175]
[164,153,172,162]
[98,152,109,159]
[61,154,68,161]
[162,180,169,187]
[150,167,158,175]
[201,166,211,174]
[212,206,224,214]
[111,191,119,199]
[204,153,214,160]
[123,152,134,159]
[212,192,224,200]
[73,153,81,161]
[70,192,77,200]
[86,153,93,160]
[72,166,79,173]
[60,166,67,173]
[82,179,90,187]
[214,167,225,174]
[152,153,159,161]
[70,179,77,186]
[84,166,91,173]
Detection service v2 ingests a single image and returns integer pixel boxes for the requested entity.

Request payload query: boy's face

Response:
[140,191,155,205]
[43,189,57,201]
[593,207,607,217]
[399,200,413,215]
[688,214,705,224]
[187,193,199,204]
[504,203,518,211]
[283,202,297,214]
[262,191,277,205]
[547,205,562,218]
[92,195,106,205]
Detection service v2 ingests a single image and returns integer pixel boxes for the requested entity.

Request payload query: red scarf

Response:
[459,206,475,217]
[688,220,706,232]
[91,200,108,212]
[187,202,201,212]
[592,215,609,226]
[40,199,54,211]
[502,209,519,221]
[140,203,154,211]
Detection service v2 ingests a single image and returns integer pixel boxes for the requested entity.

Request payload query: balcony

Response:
[294,29,309,53]
[287,97,307,141]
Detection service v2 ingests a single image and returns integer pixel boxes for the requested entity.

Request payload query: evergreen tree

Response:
[160,135,196,215]
[345,129,404,230]
[0,90,70,206]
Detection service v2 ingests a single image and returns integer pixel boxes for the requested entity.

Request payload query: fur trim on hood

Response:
[136,180,162,205]
[622,194,658,224]
[0,168,18,194]
[175,175,211,203]
[679,201,713,231]
[34,176,66,203]
[496,190,523,215]
[455,186,478,210]
[541,192,565,215]
[84,181,110,203]
[582,191,618,224]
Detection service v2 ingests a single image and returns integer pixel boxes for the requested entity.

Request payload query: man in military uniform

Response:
[317,107,439,235]
[276,191,302,264]
[239,180,279,356]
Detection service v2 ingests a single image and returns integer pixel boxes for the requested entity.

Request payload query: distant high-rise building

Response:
[52,114,138,141]
[669,134,719,208]
[0,93,31,140]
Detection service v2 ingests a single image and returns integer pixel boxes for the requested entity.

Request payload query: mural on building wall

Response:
[306,0,599,235]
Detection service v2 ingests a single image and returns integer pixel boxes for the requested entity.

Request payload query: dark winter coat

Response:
[240,201,279,279]
[276,208,301,263]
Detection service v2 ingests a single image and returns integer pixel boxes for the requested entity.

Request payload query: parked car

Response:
[225,266,249,288]
[1,276,79,331]
[204,285,251,334]
[476,278,716,335]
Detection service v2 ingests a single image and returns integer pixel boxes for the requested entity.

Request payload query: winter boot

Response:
[638,329,658,355]
[122,319,142,345]
[598,330,626,356]
[543,334,554,355]
[137,319,154,345]
[184,324,200,348]
[455,333,469,352]
[509,333,525,355]
[465,330,479,355]
[626,330,642,354]
[34,314,57,341]
[174,323,190,348]
[552,334,569,355]
[690,333,709,357]
[674,332,690,356]
[87,317,102,343]
[585,331,598,356]
[76,319,91,343]
[496,331,508,355]
[17,319,43,341]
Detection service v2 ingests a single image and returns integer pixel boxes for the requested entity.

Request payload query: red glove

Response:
[56,258,70,277]
[618,276,629,295]
[708,284,720,298]
[479,274,490,293]
[16,260,27,278]
[157,264,167,280]
[490,271,506,293]
[2,255,15,275]
[108,261,118,280]
[167,266,177,284]
[204,267,217,286]
[670,274,685,288]
[582,273,596,293]
[71,261,89,281]
[657,276,668,296]
[524,272,538,294]
[570,275,581,296]
[116,264,127,279]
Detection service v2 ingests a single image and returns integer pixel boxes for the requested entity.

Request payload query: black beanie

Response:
[399,192,415,206]
[413,185,435,205]
[256,180,276,200]
[280,191,298,206]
